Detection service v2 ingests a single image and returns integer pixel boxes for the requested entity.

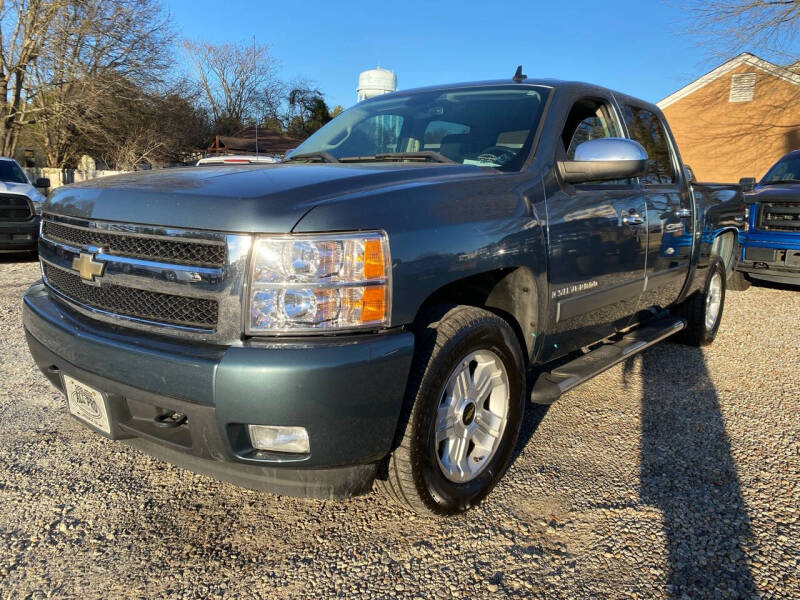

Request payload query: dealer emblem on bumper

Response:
[71,252,106,282]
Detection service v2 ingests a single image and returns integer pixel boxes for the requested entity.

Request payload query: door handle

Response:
[674,208,692,219]
[622,210,644,225]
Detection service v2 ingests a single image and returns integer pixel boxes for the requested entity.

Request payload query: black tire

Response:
[675,257,726,346]
[379,305,526,516]
[727,269,751,292]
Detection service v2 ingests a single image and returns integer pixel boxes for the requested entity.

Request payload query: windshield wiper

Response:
[284,151,339,164]
[339,151,456,164]
[761,179,800,185]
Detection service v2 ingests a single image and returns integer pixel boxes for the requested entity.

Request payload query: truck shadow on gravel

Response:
[627,345,758,599]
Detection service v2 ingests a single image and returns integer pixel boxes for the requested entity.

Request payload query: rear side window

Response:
[621,106,676,185]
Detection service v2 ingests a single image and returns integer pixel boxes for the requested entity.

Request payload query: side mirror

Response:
[683,164,696,183]
[739,177,756,192]
[558,138,648,184]
[34,177,50,189]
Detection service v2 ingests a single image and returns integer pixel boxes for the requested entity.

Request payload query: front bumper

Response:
[738,237,800,285]
[0,216,39,252]
[23,283,415,499]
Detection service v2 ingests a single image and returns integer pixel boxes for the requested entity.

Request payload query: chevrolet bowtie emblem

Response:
[72,252,106,282]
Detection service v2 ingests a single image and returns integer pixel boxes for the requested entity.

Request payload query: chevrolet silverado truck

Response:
[22,75,745,516]
[0,157,49,253]
[735,150,800,287]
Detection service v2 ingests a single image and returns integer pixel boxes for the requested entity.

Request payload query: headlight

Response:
[31,201,43,216]
[247,232,390,334]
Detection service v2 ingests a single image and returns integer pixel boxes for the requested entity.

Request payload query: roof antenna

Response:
[513,65,527,83]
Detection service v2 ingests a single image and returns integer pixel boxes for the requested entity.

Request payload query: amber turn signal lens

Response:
[363,239,385,280]
[360,286,386,323]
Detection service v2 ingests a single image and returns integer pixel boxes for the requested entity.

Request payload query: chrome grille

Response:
[42,219,226,267]
[758,202,800,232]
[38,215,252,342]
[44,264,219,329]
[0,195,33,221]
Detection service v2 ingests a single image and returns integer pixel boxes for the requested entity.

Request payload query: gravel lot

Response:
[1,254,798,600]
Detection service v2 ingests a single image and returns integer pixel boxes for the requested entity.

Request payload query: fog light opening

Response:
[247,425,310,454]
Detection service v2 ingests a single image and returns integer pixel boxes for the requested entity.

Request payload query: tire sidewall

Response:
[413,315,525,513]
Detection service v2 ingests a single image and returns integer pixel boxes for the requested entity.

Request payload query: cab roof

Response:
[361,78,663,116]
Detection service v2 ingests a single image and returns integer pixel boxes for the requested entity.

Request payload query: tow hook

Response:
[154,411,188,428]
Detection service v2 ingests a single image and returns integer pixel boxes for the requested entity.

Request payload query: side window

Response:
[622,106,676,185]
[423,120,470,150]
[561,98,622,159]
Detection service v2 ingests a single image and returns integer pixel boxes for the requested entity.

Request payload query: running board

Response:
[530,316,686,405]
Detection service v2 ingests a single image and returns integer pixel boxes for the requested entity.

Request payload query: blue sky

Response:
[164,0,766,110]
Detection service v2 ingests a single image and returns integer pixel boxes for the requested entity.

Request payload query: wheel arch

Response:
[413,266,540,360]
[710,227,740,275]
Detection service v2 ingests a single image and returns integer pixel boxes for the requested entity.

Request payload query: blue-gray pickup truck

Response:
[22,74,745,515]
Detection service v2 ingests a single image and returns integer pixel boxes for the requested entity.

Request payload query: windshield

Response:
[0,160,29,184]
[289,85,550,171]
[761,155,800,184]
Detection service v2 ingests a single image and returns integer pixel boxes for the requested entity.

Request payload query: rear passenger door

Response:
[546,96,648,352]
[620,104,693,310]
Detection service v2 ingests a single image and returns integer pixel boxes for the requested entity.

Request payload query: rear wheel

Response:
[379,305,525,516]
[675,257,726,346]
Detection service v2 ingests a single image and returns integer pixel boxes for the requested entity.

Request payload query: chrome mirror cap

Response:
[573,138,648,162]
[559,138,648,184]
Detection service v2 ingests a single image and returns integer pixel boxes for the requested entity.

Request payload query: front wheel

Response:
[675,257,727,346]
[379,305,525,516]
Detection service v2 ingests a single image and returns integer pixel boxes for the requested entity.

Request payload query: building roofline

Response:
[657,52,800,109]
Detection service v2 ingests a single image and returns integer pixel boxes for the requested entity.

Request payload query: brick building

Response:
[658,53,800,182]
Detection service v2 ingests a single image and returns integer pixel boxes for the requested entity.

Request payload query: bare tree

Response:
[681,0,800,60]
[0,0,69,156]
[183,39,279,134]
[0,0,175,165]
[29,0,174,167]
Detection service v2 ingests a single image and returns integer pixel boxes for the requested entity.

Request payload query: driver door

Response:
[546,96,648,353]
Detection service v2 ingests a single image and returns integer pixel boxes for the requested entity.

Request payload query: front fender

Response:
[292,174,548,329]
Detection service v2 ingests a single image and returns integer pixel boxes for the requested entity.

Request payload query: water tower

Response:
[357,67,397,102]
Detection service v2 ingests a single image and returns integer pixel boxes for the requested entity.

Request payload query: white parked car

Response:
[196,155,279,166]
[0,157,49,253]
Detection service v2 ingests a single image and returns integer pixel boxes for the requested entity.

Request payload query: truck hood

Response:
[749,183,800,204]
[45,163,486,232]
[0,179,45,203]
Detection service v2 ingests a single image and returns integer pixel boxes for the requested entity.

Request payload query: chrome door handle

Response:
[622,212,644,225]
[675,208,692,219]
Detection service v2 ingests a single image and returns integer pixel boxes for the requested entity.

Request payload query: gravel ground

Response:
[0,254,798,600]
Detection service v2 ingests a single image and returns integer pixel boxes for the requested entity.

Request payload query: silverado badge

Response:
[71,252,106,282]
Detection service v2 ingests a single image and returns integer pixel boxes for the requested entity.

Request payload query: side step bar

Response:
[530,316,686,405]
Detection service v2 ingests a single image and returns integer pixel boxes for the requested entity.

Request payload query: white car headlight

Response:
[247,232,390,334]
